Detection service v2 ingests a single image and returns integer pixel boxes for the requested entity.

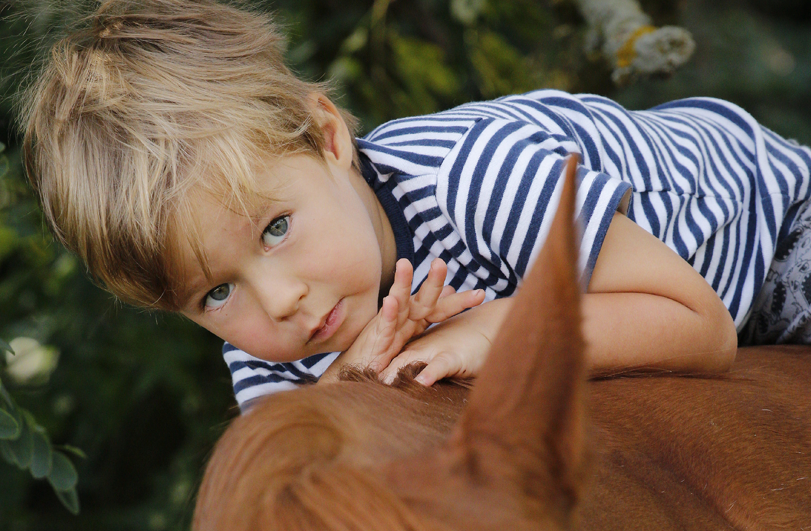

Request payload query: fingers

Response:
[375,294,399,335]
[365,295,402,373]
[388,259,414,310]
[414,352,459,386]
[426,288,485,323]
[387,260,416,339]
[379,350,461,386]
[388,258,481,324]
[439,285,456,298]
[409,258,448,321]
[379,349,428,384]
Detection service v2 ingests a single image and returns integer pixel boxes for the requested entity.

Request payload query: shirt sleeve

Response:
[222,343,339,412]
[435,116,631,293]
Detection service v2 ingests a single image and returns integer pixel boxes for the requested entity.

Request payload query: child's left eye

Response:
[262,215,289,248]
[205,282,234,310]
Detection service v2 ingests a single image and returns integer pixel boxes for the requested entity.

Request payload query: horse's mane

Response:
[339,363,474,393]
[195,365,473,531]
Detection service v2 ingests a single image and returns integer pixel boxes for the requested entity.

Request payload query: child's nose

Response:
[257,275,308,321]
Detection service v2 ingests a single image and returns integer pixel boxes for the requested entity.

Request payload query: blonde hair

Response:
[20,0,358,310]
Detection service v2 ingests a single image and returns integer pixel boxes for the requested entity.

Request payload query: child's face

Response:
[177,152,396,363]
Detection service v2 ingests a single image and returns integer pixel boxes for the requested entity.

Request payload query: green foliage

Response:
[280,0,587,129]
[0,408,18,438]
[467,29,539,98]
[1,336,79,515]
[0,142,80,514]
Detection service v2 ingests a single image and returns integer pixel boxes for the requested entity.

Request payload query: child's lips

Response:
[310,299,345,343]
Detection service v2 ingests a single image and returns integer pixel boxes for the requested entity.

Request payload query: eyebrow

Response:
[174,261,216,312]
[177,281,207,313]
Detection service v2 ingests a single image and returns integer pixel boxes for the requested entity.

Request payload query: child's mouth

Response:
[310,299,345,343]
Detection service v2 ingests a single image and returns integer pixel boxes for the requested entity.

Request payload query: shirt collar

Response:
[358,152,415,265]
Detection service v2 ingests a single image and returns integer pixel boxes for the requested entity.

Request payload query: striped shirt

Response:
[225,90,811,410]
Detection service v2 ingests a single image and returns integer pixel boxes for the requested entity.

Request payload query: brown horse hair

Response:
[194,364,478,531]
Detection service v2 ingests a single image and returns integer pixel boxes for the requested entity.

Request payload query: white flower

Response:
[5,337,60,384]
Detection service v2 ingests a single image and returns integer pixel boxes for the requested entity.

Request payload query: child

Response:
[21,0,810,412]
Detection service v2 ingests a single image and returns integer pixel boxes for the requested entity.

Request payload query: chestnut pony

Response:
[194,158,811,530]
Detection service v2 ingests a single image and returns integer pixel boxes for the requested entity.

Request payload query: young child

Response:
[21,0,811,412]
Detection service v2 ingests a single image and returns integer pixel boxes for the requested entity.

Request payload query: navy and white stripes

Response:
[223,345,338,406]
[224,90,811,410]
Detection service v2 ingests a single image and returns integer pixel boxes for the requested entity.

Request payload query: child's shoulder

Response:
[361,90,575,145]
[358,109,484,177]
[362,108,482,145]
[358,90,589,178]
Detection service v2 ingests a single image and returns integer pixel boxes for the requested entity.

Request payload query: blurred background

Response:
[0,0,809,529]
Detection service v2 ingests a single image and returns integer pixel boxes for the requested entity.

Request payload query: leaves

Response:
[0,407,20,439]
[55,487,80,515]
[0,337,13,355]
[30,425,53,478]
[0,356,81,514]
[60,444,88,460]
[48,450,79,491]
[469,30,541,98]
[4,409,33,468]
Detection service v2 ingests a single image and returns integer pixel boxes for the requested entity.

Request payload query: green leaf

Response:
[0,381,14,408]
[54,487,80,515]
[1,439,16,463]
[0,338,13,355]
[60,445,87,460]
[48,451,78,491]
[30,427,53,478]
[0,408,20,439]
[5,411,33,468]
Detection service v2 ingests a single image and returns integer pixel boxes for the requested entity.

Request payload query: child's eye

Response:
[205,283,234,310]
[262,215,289,248]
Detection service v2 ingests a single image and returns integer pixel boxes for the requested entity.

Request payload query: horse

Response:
[193,157,811,530]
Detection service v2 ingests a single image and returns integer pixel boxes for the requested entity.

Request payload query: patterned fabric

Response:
[740,199,811,344]
[224,90,811,410]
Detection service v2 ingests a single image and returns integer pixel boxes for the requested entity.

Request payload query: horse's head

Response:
[194,156,589,531]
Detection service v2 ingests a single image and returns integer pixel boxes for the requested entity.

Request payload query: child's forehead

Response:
[183,150,332,231]
[197,155,299,213]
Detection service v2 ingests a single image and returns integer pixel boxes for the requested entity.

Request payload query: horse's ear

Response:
[453,154,588,522]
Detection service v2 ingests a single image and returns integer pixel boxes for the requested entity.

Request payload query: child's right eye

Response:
[205,283,234,310]
[262,215,290,248]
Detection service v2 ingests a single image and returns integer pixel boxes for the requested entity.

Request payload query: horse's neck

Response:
[583,346,811,530]
[312,378,470,466]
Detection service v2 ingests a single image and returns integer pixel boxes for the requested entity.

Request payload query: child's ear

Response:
[308,93,354,171]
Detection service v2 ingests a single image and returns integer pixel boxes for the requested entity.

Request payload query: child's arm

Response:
[318,258,485,384]
[582,212,738,375]
[379,211,738,385]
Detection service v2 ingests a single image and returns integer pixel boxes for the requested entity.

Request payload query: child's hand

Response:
[319,258,484,383]
[359,258,485,373]
[378,297,512,386]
